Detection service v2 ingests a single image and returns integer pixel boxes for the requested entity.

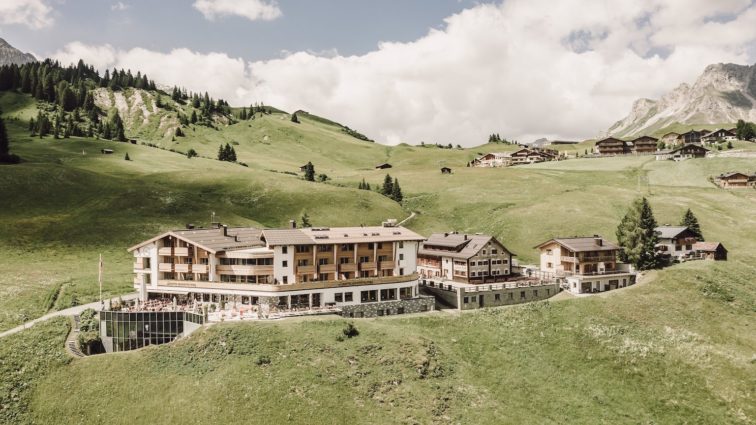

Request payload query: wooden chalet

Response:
[595,137,628,155]
[630,135,659,154]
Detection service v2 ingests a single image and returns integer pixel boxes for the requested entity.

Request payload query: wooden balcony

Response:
[339,263,357,272]
[174,247,189,257]
[560,256,577,263]
[579,256,616,263]
[158,247,173,256]
[296,265,316,274]
[158,263,173,272]
[359,261,377,271]
[319,264,337,273]
[379,261,395,270]
[192,264,208,274]
[174,263,190,273]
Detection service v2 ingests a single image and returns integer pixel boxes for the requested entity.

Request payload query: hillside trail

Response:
[0,293,138,339]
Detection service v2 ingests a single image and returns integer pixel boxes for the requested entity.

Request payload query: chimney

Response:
[222,225,228,236]
[289,220,297,229]
[594,235,602,246]
[234,235,239,242]
[444,232,449,237]
[464,234,468,240]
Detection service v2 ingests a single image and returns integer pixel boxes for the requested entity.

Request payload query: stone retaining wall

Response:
[340,296,435,318]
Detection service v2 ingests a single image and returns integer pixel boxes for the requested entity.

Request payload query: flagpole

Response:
[99,253,103,309]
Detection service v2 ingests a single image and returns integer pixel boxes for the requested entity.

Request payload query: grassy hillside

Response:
[1,89,755,423]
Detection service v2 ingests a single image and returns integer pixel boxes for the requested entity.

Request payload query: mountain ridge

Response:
[608,63,756,138]
[0,38,36,67]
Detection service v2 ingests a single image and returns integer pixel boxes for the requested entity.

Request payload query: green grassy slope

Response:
[1,89,755,423]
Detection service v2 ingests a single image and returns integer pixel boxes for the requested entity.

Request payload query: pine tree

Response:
[381,174,393,196]
[190,110,197,124]
[391,178,403,202]
[228,144,237,162]
[187,148,198,158]
[301,212,312,227]
[217,144,225,161]
[175,127,184,137]
[124,153,131,161]
[680,208,703,241]
[0,112,20,163]
[616,197,660,270]
[291,113,299,123]
[304,161,315,181]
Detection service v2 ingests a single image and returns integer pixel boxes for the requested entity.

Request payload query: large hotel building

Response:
[127,221,434,316]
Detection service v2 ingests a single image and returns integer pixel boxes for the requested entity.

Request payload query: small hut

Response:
[441,167,452,174]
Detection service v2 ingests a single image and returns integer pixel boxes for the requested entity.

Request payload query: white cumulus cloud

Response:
[0,0,54,29]
[111,2,130,12]
[49,0,756,145]
[193,0,282,22]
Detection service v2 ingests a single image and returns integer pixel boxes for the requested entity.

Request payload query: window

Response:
[463,297,469,304]
[282,260,288,267]
[399,287,413,299]
[199,258,208,265]
[482,250,487,255]
[359,256,370,263]
[492,249,498,254]
[399,242,404,248]
[317,245,333,252]
[339,257,351,264]
[547,262,553,268]
[533,290,538,297]
[377,243,383,249]
[471,296,477,302]
[361,290,378,303]
[368,243,374,249]
[399,268,404,275]
[318,258,329,265]
[546,249,552,255]
[380,288,397,301]
[345,292,353,302]
[399,253,404,261]
[340,244,354,251]
[297,259,309,266]
[335,293,343,302]
[520,291,525,299]
[282,276,288,284]
[296,245,310,253]
[495,294,501,301]
[318,273,329,281]
[508,293,513,300]
[282,246,288,254]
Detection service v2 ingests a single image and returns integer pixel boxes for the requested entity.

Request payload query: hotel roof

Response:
[419,233,514,259]
[535,236,619,252]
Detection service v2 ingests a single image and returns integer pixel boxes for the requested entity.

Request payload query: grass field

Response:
[1,89,755,424]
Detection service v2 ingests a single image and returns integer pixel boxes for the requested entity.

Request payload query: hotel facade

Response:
[128,221,434,317]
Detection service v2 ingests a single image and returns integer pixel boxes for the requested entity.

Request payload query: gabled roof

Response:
[661,132,680,138]
[262,226,425,246]
[654,226,691,239]
[718,172,749,179]
[693,241,726,252]
[670,144,709,153]
[420,233,515,259]
[128,227,265,253]
[535,236,619,252]
[631,135,658,143]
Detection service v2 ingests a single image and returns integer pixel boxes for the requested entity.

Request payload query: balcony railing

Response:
[158,263,172,272]
[319,264,337,273]
[217,265,274,275]
[192,264,208,274]
[296,265,316,274]
[156,273,419,292]
[174,247,189,257]
[360,261,377,271]
[561,255,616,263]
[158,247,172,256]
[339,263,357,272]
[174,263,190,273]
[379,261,394,270]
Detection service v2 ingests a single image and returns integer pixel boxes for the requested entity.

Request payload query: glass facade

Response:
[100,311,205,353]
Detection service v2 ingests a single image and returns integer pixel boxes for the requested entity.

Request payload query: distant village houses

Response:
[713,172,756,188]
[470,147,561,168]
[594,136,658,155]
[655,144,709,161]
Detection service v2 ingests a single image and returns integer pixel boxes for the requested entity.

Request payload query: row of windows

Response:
[471,259,508,266]
[288,242,404,254]
[462,288,549,304]
[219,258,273,266]
[470,269,509,277]
[219,274,272,284]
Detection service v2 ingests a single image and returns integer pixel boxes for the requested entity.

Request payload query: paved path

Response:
[397,211,417,226]
[0,293,139,339]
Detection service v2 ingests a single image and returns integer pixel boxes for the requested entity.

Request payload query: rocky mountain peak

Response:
[607,63,756,138]
[0,37,36,67]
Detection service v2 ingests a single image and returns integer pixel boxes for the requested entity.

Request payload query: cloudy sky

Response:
[2,0,756,145]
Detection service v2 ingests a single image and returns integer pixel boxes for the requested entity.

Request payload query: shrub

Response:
[255,355,271,366]
[342,322,359,338]
[186,148,198,158]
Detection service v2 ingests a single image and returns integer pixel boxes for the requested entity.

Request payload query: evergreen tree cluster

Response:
[488,133,512,144]
[0,59,156,105]
[217,143,237,162]
[616,197,660,270]
[381,174,403,203]
[0,111,20,163]
[303,161,315,181]
[735,119,756,141]
[357,178,371,190]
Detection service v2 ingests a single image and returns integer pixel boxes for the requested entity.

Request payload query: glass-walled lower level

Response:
[99,311,205,353]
